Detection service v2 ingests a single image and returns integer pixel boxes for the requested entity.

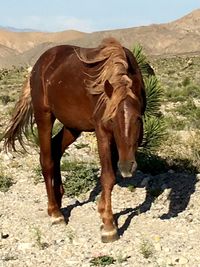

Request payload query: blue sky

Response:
[0,0,199,32]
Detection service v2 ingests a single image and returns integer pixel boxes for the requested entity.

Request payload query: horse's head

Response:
[103,80,143,178]
[113,97,143,177]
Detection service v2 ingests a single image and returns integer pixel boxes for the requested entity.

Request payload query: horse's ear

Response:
[104,80,113,99]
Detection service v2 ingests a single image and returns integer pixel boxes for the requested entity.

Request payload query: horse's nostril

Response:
[118,160,137,178]
[132,161,137,172]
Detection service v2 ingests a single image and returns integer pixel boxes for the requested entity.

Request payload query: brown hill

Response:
[0,29,87,53]
[0,9,200,68]
[0,44,18,57]
[68,8,200,56]
[169,8,200,33]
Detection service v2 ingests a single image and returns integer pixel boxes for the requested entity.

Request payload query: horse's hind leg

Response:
[51,127,80,209]
[35,112,63,221]
[37,114,80,223]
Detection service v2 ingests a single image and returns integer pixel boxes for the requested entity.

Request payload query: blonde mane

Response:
[76,38,137,122]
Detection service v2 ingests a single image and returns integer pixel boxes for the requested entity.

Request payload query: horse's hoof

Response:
[101,228,119,243]
[51,215,65,225]
[50,210,65,225]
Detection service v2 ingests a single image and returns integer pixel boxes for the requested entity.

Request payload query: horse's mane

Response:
[75,38,138,122]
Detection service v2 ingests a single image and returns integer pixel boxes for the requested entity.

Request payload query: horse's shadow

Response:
[61,160,197,237]
[115,170,197,236]
[61,181,101,224]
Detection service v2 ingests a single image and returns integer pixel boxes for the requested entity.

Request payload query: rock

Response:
[196,173,200,180]
[154,243,162,251]
[18,242,33,251]
[157,258,164,265]
[163,247,170,253]
[171,255,189,265]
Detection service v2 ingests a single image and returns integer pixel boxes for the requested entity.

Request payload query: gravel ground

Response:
[1,142,200,267]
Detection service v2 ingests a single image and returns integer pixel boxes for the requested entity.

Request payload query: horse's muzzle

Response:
[118,160,137,178]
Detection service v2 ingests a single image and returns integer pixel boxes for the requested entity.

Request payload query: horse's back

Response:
[30,45,96,130]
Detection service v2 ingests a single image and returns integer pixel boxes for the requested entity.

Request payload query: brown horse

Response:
[3,38,146,242]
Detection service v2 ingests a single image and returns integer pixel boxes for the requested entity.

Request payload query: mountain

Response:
[67,8,200,56]
[0,44,18,57]
[0,29,88,53]
[0,26,37,32]
[0,9,200,68]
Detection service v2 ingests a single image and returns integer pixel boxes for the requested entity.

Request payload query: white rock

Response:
[171,255,189,265]
[163,247,170,253]
[0,151,13,161]
[156,258,163,265]
[154,243,162,251]
[18,242,33,251]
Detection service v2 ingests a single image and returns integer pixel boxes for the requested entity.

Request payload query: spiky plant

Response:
[142,116,166,152]
[132,44,155,77]
[144,76,162,116]
[132,44,166,153]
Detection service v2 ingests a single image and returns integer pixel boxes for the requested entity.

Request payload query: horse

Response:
[3,37,146,242]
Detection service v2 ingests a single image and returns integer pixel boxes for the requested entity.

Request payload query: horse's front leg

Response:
[96,128,119,242]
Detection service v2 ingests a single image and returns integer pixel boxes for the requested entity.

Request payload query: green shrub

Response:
[182,77,190,87]
[61,161,99,197]
[175,98,200,129]
[139,239,154,259]
[0,95,12,105]
[164,115,186,131]
[165,84,200,102]
[90,255,116,266]
[0,172,13,192]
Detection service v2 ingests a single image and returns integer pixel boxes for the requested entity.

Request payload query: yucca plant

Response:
[142,116,166,152]
[132,44,155,77]
[132,44,166,153]
[144,76,162,116]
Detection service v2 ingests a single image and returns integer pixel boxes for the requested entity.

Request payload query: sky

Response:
[0,0,199,32]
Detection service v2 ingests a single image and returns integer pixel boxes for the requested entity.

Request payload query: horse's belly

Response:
[51,106,95,131]
[47,81,96,131]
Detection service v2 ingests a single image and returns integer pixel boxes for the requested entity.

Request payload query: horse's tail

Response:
[3,75,34,152]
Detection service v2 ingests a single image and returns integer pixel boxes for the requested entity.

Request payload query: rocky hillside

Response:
[0,9,200,68]
[0,29,87,53]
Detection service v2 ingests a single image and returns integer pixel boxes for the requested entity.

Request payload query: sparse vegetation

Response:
[33,165,43,185]
[61,161,99,197]
[33,159,99,196]
[0,169,13,192]
[31,226,49,250]
[139,239,154,259]
[90,254,129,266]
[90,255,116,266]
